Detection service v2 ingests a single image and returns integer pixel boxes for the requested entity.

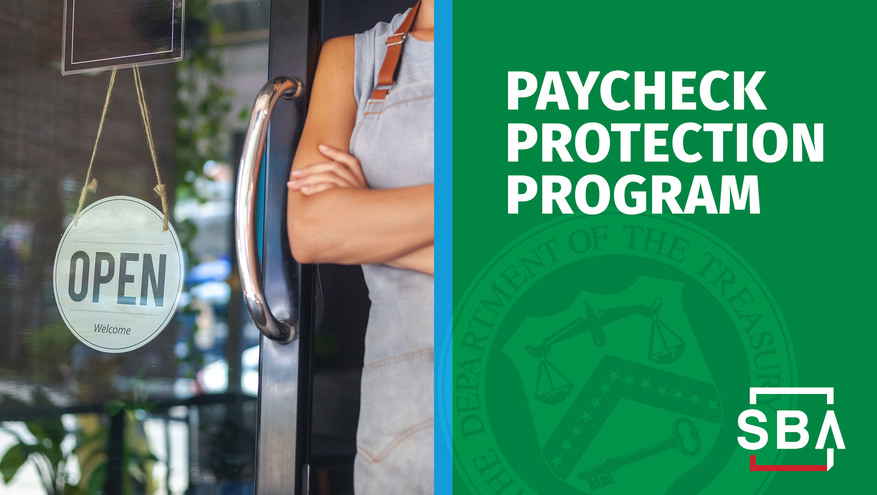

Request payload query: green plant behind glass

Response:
[0,390,75,495]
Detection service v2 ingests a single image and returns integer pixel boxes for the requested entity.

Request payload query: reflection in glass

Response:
[0,1,269,493]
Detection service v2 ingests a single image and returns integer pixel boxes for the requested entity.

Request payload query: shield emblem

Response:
[502,275,723,494]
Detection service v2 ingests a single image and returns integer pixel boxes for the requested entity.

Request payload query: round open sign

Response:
[53,196,184,353]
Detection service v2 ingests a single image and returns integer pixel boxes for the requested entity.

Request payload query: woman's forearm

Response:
[385,244,434,274]
[284,35,434,267]
[288,184,433,265]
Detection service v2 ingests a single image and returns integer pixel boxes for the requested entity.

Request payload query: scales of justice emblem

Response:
[502,274,726,494]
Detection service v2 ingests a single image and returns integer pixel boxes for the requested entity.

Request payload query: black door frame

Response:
[256,0,319,493]
[254,2,417,493]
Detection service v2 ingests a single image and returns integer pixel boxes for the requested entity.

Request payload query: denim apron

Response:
[348,9,434,494]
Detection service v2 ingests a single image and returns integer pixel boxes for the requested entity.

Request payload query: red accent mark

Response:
[749,455,827,472]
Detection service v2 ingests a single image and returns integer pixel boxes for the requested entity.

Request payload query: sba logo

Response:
[737,387,845,471]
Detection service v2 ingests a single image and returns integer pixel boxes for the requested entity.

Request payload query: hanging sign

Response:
[62,0,185,75]
[53,196,184,353]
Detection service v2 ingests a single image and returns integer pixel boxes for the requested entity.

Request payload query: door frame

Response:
[255,0,319,493]
[253,1,418,492]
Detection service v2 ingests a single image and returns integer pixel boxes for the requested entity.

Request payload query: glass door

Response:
[0,1,272,493]
[0,1,415,494]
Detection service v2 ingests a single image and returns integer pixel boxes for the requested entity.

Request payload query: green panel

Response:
[452,1,875,493]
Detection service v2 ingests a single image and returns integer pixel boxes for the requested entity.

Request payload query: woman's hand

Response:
[287,143,432,274]
[288,144,367,195]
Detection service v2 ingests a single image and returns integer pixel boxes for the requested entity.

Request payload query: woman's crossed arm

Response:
[286,36,434,273]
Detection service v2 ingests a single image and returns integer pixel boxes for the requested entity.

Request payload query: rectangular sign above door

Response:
[62,0,184,75]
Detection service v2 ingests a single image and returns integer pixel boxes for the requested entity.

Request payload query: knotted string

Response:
[133,66,169,231]
[73,68,116,226]
[73,67,170,231]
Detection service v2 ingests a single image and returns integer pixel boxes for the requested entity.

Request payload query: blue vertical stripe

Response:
[435,1,453,494]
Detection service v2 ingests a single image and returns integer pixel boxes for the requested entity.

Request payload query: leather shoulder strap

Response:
[370,0,421,101]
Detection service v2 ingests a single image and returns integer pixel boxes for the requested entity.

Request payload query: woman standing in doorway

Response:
[286,1,434,493]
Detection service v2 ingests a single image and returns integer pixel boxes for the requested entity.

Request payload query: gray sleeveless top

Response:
[350,12,434,366]
[348,12,434,494]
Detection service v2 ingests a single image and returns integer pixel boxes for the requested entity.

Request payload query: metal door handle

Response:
[235,76,302,343]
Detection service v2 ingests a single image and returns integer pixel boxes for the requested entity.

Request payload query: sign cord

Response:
[73,68,116,226]
[133,66,170,231]
[73,67,170,231]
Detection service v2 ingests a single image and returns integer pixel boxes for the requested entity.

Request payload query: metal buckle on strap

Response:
[374,84,393,95]
[386,33,407,46]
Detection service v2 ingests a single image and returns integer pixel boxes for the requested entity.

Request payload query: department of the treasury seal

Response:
[453,214,795,495]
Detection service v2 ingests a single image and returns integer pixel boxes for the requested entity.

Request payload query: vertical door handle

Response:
[235,76,302,343]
